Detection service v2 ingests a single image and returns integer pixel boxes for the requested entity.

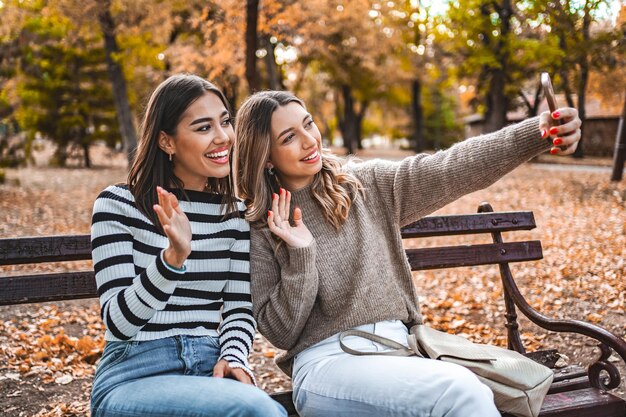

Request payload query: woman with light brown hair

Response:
[235,90,581,417]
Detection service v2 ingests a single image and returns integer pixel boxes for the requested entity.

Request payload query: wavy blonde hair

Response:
[234,91,362,230]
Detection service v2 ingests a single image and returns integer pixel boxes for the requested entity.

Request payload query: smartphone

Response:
[540,72,565,149]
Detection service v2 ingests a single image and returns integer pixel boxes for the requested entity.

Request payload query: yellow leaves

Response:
[586,313,603,323]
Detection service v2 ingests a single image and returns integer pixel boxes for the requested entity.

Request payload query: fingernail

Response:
[549,127,558,136]
[552,111,560,118]
[553,138,563,146]
[273,193,278,200]
[268,210,272,216]
[550,148,559,155]
[280,188,284,194]
[540,129,547,138]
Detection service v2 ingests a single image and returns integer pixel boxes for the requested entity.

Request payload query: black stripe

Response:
[222,292,252,302]
[92,212,160,234]
[142,322,219,332]
[220,336,252,351]
[177,271,230,282]
[155,255,181,281]
[163,302,222,312]
[173,288,222,300]
[139,271,171,302]
[97,190,136,209]
[221,355,245,366]
[187,250,235,260]
[222,308,254,320]
[94,254,134,274]
[192,230,249,241]
[186,212,244,224]
[133,240,162,256]
[92,233,133,250]
[97,277,134,297]
[135,292,152,309]
[106,308,131,340]
[117,291,148,327]
[221,326,255,343]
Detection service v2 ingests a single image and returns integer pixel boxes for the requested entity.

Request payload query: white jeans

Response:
[292,320,500,417]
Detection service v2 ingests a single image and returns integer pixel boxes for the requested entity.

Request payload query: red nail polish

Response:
[540,129,547,138]
[552,111,560,118]
[553,138,563,146]
[268,210,272,216]
[549,127,558,136]
[273,193,278,200]
[550,148,559,155]
[280,188,284,194]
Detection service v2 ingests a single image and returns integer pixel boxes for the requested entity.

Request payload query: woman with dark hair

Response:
[89,74,287,417]
[234,90,582,417]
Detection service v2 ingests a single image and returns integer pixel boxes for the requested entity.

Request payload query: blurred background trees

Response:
[0,0,624,167]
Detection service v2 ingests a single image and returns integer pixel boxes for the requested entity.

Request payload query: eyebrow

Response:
[189,110,230,126]
[277,114,312,140]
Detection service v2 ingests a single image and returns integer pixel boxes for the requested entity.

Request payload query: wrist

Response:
[163,247,187,269]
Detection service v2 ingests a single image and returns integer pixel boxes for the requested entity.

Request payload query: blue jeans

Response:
[91,335,287,417]
[292,320,500,417]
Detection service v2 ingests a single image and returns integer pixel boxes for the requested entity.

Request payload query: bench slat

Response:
[0,235,92,266]
[538,388,626,417]
[0,271,97,305]
[406,241,543,270]
[401,212,536,238]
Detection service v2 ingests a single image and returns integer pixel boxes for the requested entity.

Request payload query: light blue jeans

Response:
[292,320,500,417]
[91,335,287,417]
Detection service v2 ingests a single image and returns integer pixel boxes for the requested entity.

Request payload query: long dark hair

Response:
[128,74,238,232]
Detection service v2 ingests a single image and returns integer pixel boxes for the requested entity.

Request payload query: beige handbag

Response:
[339,324,553,417]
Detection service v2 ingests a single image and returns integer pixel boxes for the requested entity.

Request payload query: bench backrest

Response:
[0,205,541,306]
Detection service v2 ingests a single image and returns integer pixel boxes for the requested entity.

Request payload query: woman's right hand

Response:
[153,186,192,268]
[268,188,314,248]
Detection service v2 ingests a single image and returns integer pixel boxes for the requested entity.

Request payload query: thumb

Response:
[293,206,304,226]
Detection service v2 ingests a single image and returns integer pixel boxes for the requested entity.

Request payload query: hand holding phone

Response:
[541,72,566,150]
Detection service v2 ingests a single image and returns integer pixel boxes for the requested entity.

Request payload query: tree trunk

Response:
[610,93,626,182]
[245,0,260,93]
[411,79,425,152]
[82,143,91,168]
[98,1,137,167]
[339,85,358,155]
[263,37,284,90]
[356,101,368,150]
[573,3,593,159]
[482,0,511,133]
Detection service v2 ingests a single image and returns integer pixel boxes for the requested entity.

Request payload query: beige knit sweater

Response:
[250,117,549,376]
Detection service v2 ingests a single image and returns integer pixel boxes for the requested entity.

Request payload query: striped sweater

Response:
[91,184,255,378]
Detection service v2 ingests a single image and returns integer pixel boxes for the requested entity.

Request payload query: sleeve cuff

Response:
[158,250,187,278]
[226,361,257,386]
[286,241,317,272]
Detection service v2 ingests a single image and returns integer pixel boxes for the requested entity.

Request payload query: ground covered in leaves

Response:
[0,148,624,416]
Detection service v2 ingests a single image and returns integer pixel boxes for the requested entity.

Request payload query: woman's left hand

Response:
[539,107,582,156]
[213,359,253,385]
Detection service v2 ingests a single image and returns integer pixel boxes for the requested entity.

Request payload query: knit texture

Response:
[91,184,256,378]
[250,117,550,376]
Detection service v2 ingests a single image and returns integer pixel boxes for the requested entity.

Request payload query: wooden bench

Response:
[1,202,625,417]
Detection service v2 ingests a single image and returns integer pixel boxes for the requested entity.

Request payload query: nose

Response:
[212,124,231,145]
[302,130,317,149]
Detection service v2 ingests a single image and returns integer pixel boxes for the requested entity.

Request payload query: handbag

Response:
[339,324,553,417]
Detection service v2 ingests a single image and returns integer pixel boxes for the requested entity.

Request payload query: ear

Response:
[158,132,175,156]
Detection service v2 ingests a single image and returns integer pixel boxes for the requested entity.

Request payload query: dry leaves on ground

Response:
[0,157,625,416]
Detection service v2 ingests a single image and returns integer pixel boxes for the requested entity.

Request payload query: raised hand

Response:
[539,107,582,156]
[267,188,314,248]
[153,186,192,268]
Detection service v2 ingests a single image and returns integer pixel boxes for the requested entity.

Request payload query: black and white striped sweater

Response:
[91,184,255,376]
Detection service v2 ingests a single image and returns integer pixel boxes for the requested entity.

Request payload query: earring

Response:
[266,166,274,175]
[169,153,173,162]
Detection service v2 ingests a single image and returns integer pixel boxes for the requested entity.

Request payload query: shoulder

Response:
[343,157,404,184]
[93,184,136,214]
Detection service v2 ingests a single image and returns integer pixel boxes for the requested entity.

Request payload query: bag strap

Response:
[339,329,420,357]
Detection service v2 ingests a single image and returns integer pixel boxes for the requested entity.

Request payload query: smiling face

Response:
[269,102,323,190]
[160,92,234,191]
